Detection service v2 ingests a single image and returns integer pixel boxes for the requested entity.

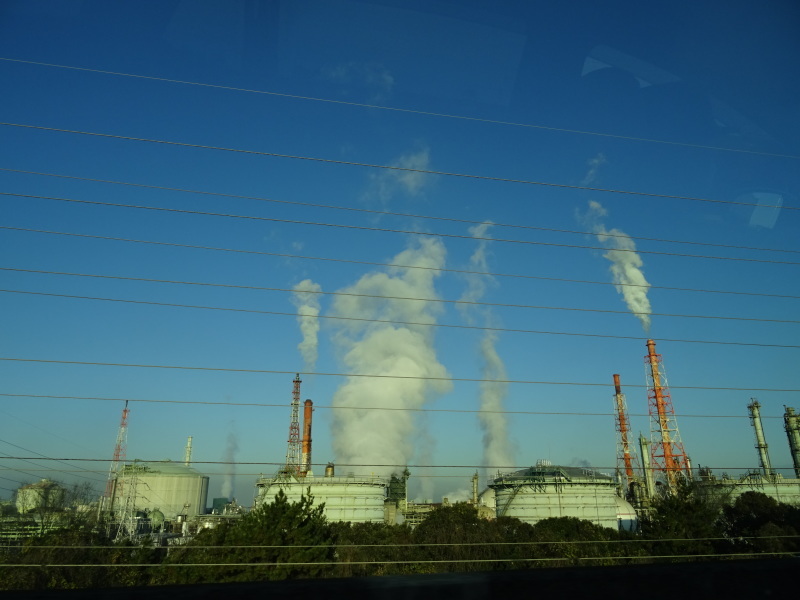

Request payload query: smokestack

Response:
[301,399,313,476]
[645,339,690,493]
[748,400,773,477]
[784,407,800,478]
[325,462,335,478]
[613,374,636,485]
[472,471,479,505]
[184,436,193,466]
[639,433,655,500]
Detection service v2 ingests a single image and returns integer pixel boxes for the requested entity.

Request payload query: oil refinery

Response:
[11,338,796,541]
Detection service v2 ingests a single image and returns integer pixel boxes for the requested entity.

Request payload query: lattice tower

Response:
[612,374,640,490]
[284,374,302,475]
[644,339,690,493]
[103,400,129,504]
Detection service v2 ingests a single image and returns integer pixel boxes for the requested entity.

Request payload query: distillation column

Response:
[785,407,800,478]
[747,400,773,477]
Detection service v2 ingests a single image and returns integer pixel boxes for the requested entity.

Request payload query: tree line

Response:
[1,486,799,591]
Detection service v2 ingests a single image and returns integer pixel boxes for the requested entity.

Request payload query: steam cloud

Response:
[459,223,514,476]
[329,238,452,478]
[291,279,323,370]
[581,201,652,331]
[220,428,239,500]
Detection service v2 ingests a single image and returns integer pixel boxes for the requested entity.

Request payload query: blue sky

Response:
[1,0,799,504]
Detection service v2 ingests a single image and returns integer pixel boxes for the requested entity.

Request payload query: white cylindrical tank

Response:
[256,474,386,523]
[491,466,626,531]
[112,461,209,519]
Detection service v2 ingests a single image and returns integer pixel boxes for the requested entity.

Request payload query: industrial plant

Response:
[9,339,798,543]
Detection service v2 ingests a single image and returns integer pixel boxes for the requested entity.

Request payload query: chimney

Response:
[301,400,314,476]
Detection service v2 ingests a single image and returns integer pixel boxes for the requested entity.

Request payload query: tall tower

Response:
[102,400,130,510]
[747,400,773,477]
[784,407,800,478]
[284,374,302,476]
[644,339,690,493]
[300,399,314,477]
[612,374,639,491]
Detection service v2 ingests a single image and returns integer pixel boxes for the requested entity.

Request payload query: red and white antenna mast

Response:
[644,339,690,493]
[103,400,129,507]
[612,374,639,492]
[284,374,302,476]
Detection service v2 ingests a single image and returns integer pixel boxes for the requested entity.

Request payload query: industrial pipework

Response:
[644,339,690,493]
[184,435,193,467]
[301,399,313,477]
[748,400,773,477]
[785,407,800,478]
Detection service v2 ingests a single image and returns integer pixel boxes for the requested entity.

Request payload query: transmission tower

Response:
[101,400,129,512]
[284,374,302,476]
[644,339,690,493]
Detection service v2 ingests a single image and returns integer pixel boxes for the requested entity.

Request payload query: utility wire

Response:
[7,191,798,266]
[2,267,796,324]
[0,456,788,471]
[0,393,774,419]
[5,226,798,300]
[1,57,798,161]
[2,122,796,212]
[3,167,797,256]
[1,359,797,392]
[4,288,799,346]
[0,438,105,483]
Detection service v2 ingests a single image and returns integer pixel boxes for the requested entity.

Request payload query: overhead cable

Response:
[1,57,798,161]
[4,268,796,324]
[5,226,798,300]
[0,393,770,419]
[1,358,798,391]
[2,167,797,256]
[5,191,799,266]
[1,122,796,212]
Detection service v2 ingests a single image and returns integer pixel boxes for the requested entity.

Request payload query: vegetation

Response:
[2,488,798,591]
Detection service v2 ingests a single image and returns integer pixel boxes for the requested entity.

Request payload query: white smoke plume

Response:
[329,237,452,477]
[291,279,322,371]
[580,152,607,186]
[220,428,239,500]
[581,201,652,331]
[459,223,514,476]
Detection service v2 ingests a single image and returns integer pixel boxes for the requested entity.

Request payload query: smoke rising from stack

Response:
[291,279,322,370]
[581,201,652,331]
[459,222,514,475]
[329,238,452,477]
[220,428,238,500]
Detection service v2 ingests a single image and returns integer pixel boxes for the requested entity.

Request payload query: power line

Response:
[2,57,798,161]
[4,288,798,347]
[8,191,798,266]
[2,122,797,212]
[2,267,796,325]
[5,226,798,300]
[3,167,797,256]
[0,392,772,419]
[1,359,797,392]
[0,438,105,483]
[0,456,790,471]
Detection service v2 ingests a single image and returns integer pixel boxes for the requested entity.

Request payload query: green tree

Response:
[156,489,334,585]
[639,482,726,559]
[719,491,800,555]
[330,521,417,577]
[529,517,630,567]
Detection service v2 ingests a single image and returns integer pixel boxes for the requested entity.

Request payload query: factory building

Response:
[255,464,387,523]
[111,460,209,520]
[490,463,638,531]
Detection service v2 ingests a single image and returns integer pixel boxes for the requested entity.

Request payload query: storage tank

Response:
[490,465,633,531]
[15,479,66,514]
[112,461,209,519]
[255,473,386,523]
